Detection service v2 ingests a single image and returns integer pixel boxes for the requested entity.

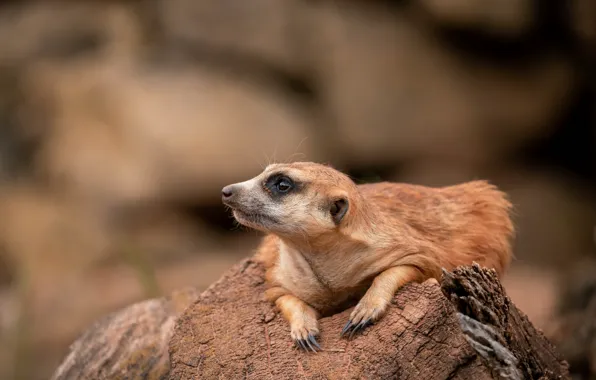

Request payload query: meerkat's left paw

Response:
[341,295,388,339]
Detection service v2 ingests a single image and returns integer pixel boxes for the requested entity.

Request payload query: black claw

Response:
[304,338,317,352]
[348,322,360,339]
[341,320,353,337]
[295,339,307,350]
[296,336,320,352]
[349,319,367,339]
[307,334,321,350]
[342,318,373,339]
[301,340,309,350]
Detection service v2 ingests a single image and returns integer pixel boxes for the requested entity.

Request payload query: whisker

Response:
[287,136,309,163]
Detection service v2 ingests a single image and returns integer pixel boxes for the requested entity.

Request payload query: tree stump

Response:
[51,257,571,379]
[168,258,570,379]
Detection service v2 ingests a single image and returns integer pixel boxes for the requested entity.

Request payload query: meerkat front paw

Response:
[341,265,423,339]
[274,294,322,352]
[289,315,321,352]
[341,293,388,339]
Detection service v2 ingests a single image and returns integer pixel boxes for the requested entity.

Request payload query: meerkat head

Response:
[221,162,361,239]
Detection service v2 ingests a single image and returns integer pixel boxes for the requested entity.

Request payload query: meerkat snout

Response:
[221,183,251,211]
[221,185,235,200]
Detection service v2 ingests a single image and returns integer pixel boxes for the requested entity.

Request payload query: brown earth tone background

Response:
[0,1,594,379]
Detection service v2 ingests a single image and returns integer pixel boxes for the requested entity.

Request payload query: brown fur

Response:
[222,162,514,349]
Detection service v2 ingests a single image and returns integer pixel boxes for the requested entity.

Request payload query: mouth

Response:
[231,208,278,228]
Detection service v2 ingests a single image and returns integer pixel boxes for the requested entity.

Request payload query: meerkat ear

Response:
[330,198,349,224]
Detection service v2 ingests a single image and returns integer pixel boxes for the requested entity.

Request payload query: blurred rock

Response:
[0,70,28,181]
[396,159,481,187]
[547,256,596,379]
[557,254,596,314]
[416,0,535,37]
[0,287,18,380]
[310,2,575,168]
[22,57,321,207]
[498,169,596,269]
[0,2,140,66]
[111,203,225,264]
[501,264,559,329]
[0,2,142,185]
[571,0,596,60]
[156,0,307,74]
[0,185,110,292]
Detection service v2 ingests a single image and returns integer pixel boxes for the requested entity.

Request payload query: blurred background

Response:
[0,0,594,379]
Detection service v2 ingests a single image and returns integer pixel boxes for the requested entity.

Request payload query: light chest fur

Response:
[272,241,375,313]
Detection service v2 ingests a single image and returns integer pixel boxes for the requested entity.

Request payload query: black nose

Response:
[222,185,235,199]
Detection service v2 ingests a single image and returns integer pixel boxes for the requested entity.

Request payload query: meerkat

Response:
[221,162,514,352]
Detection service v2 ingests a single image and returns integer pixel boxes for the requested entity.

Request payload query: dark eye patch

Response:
[264,173,299,197]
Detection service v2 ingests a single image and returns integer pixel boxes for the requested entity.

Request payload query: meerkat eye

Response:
[275,178,293,192]
[330,198,349,224]
[265,175,295,195]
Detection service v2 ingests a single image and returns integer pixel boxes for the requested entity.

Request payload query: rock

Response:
[501,264,559,329]
[0,185,110,293]
[546,256,596,379]
[499,169,596,269]
[416,0,536,37]
[394,158,482,187]
[51,287,200,380]
[0,68,35,181]
[570,0,596,61]
[155,0,307,74]
[0,2,140,66]
[308,1,574,167]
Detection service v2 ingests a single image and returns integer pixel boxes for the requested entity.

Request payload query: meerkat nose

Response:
[221,185,235,200]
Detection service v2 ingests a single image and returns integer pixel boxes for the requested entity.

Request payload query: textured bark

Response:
[168,258,494,379]
[442,264,571,380]
[51,257,571,380]
[51,287,200,380]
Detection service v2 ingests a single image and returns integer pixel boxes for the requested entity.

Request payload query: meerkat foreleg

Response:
[266,288,321,351]
[341,265,423,338]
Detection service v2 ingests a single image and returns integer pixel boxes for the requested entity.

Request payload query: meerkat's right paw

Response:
[275,294,322,352]
[289,313,321,352]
